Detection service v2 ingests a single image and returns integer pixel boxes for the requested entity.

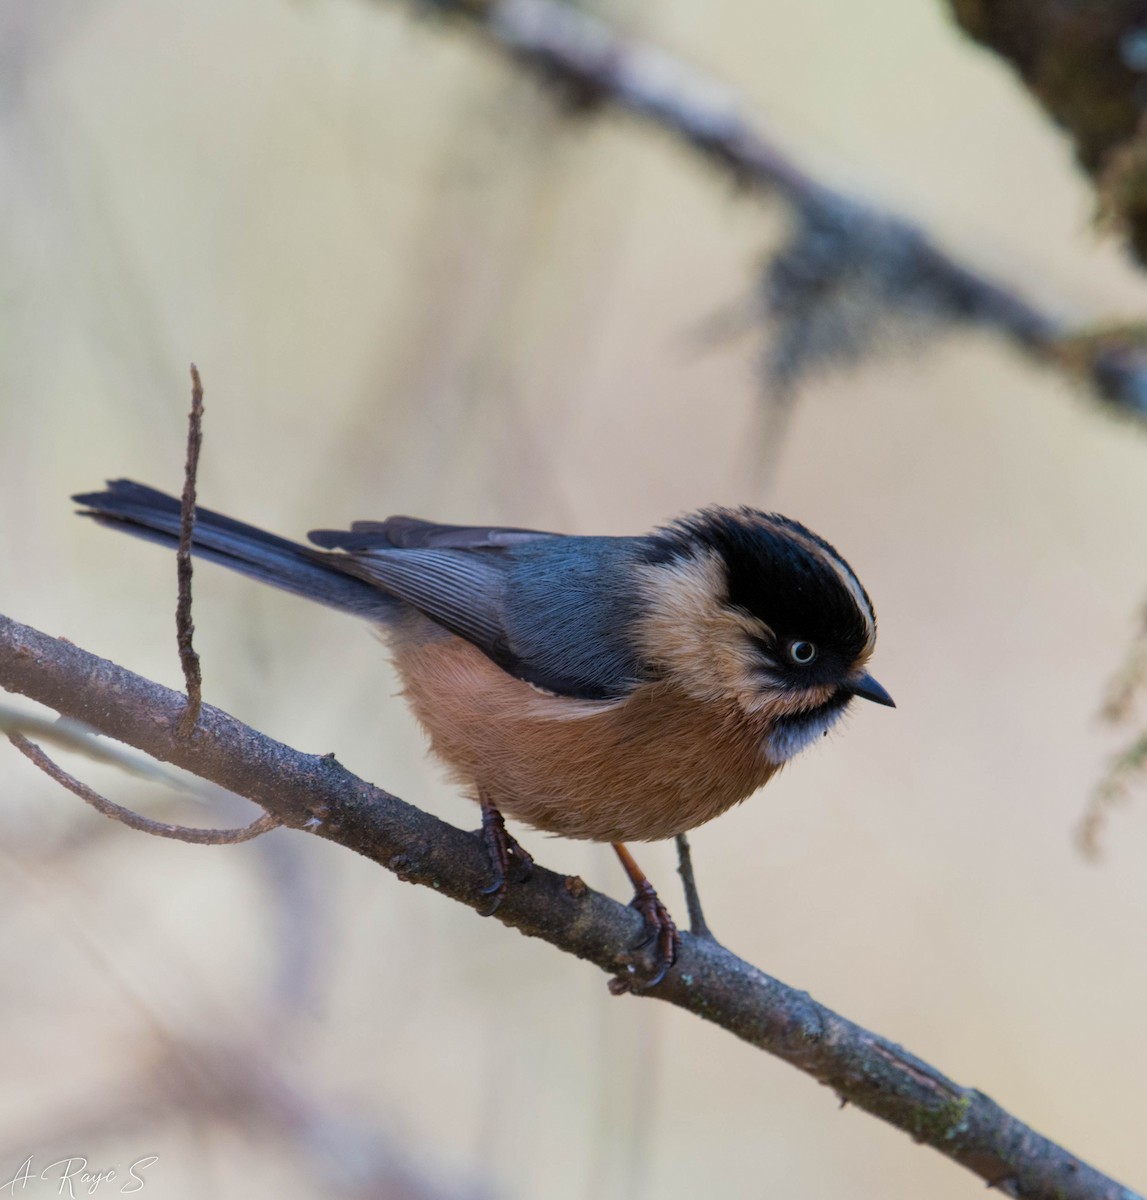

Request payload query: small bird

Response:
[74,480,893,987]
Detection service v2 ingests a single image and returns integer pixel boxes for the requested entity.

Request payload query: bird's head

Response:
[636,507,893,765]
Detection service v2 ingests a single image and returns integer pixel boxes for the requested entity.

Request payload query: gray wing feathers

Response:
[497,539,650,699]
[345,550,510,654]
[310,518,560,551]
[78,484,652,701]
[342,539,652,701]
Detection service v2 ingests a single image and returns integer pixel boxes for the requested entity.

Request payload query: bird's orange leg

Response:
[610,842,681,991]
[477,795,534,916]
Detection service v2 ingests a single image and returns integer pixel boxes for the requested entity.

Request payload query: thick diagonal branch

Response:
[0,612,1140,1200]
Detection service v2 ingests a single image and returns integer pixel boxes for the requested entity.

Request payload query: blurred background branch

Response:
[940,0,1147,847]
[950,0,1147,267]
[1082,604,1147,855]
[394,0,1147,420]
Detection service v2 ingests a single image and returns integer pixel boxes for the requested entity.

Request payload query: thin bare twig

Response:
[0,701,208,793]
[674,833,713,940]
[396,0,1147,421]
[176,364,204,736]
[8,730,280,845]
[0,612,1140,1200]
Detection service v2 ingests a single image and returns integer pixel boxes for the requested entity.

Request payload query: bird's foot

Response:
[477,799,534,916]
[617,880,681,994]
[609,843,681,994]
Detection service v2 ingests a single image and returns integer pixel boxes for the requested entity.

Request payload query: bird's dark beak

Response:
[847,672,895,708]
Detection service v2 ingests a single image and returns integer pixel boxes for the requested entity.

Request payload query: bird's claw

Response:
[477,800,533,917]
[609,880,681,994]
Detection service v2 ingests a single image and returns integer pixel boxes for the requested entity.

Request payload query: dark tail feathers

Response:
[73,480,398,622]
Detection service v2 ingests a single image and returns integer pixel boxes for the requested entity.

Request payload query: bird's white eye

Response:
[788,640,817,665]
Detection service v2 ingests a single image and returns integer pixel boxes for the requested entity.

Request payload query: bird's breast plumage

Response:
[388,612,781,843]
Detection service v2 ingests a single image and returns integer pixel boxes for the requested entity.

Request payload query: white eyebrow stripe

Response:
[825,554,876,653]
[762,518,876,656]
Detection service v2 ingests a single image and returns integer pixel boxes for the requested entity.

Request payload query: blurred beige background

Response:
[2,0,1146,1197]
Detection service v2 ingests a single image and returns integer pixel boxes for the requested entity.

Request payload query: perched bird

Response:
[74,480,893,987]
